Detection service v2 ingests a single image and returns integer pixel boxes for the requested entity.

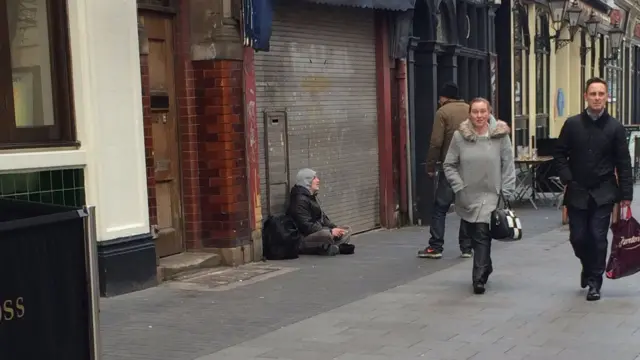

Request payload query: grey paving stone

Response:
[259,348,345,360]
[102,211,504,360]
[101,193,640,360]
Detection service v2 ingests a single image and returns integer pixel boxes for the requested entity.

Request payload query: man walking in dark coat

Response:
[554,77,633,301]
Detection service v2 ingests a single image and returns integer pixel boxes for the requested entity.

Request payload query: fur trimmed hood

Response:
[458,116,511,142]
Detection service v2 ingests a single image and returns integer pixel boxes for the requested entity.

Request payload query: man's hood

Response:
[295,168,316,192]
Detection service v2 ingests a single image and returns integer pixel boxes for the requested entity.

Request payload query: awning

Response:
[581,0,611,16]
[574,0,611,26]
[243,0,416,52]
[304,0,416,11]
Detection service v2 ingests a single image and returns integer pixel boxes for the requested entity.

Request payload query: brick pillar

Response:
[243,47,262,261]
[193,60,251,251]
[375,12,395,228]
[176,0,203,250]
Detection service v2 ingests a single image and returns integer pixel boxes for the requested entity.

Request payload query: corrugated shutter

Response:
[255,1,380,233]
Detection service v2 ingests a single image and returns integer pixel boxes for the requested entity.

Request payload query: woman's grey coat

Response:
[443,117,516,224]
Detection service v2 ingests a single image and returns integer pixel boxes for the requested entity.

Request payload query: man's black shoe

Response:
[339,243,355,255]
[586,286,601,301]
[473,283,485,295]
[581,271,588,289]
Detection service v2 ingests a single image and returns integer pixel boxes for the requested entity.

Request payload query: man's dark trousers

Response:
[567,197,613,290]
[429,172,472,253]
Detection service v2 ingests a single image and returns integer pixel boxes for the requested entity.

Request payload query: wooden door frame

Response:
[139,9,187,255]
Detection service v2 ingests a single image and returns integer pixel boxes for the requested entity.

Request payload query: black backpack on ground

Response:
[262,214,302,260]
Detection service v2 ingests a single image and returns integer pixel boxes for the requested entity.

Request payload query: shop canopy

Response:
[305,0,416,11]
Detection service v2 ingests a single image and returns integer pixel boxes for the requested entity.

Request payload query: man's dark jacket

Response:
[554,109,633,209]
[287,185,336,236]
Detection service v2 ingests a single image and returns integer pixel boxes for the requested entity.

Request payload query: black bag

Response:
[489,192,523,241]
[262,214,302,260]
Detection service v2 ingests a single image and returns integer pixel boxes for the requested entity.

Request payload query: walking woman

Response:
[443,98,516,294]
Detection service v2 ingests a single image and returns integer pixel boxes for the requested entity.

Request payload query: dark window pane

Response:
[536,52,543,113]
[0,0,76,147]
[514,50,523,115]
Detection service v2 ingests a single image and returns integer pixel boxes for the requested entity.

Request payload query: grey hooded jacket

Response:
[287,168,336,236]
[443,116,516,224]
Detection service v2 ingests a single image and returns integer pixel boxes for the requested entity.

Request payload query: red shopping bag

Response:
[606,206,640,279]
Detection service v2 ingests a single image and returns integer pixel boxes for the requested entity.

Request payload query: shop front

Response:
[409,0,500,225]
[631,18,640,124]
[508,0,613,155]
[255,1,380,233]
[601,3,630,123]
[0,0,153,297]
[254,0,414,232]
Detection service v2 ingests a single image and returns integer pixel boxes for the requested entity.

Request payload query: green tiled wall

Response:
[0,169,85,207]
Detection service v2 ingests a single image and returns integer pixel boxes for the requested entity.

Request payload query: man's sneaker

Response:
[460,251,473,258]
[418,247,442,259]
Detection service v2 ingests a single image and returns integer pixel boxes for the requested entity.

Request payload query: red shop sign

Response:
[635,23,640,39]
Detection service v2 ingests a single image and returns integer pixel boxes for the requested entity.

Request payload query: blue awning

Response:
[305,0,416,11]
[243,0,273,51]
[242,0,416,52]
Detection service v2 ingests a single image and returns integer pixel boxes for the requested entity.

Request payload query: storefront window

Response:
[604,37,624,121]
[580,31,586,106]
[513,4,529,152]
[633,46,640,124]
[624,45,630,122]
[534,12,550,139]
[0,0,76,147]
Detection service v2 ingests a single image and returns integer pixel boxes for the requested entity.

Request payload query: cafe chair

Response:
[547,176,564,209]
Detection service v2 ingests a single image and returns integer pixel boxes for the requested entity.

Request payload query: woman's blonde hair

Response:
[468,97,493,114]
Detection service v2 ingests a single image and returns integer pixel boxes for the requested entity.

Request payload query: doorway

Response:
[140,12,184,257]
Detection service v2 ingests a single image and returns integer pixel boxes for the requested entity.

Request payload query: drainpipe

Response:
[406,37,418,225]
[397,59,408,224]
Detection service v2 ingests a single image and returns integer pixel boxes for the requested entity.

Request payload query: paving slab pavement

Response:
[100,201,640,360]
[197,223,640,360]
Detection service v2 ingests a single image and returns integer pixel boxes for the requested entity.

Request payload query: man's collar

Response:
[441,99,463,107]
[586,108,605,121]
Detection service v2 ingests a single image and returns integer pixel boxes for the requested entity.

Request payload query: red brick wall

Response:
[192,60,251,249]
[175,0,203,250]
[140,54,157,226]
[141,0,252,251]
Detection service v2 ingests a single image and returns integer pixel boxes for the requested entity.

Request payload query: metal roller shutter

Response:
[256,1,379,233]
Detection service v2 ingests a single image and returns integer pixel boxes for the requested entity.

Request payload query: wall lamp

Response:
[548,0,583,51]
[580,13,601,56]
[602,23,625,64]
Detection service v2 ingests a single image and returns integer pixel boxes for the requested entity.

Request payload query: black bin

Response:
[0,199,94,359]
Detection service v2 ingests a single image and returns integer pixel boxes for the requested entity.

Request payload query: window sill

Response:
[0,148,86,173]
[0,141,80,150]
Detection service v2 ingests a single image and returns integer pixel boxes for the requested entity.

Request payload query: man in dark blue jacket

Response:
[554,77,633,301]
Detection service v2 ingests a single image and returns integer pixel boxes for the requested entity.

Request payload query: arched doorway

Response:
[408,0,494,225]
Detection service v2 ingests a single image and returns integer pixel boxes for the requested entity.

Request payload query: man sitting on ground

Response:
[287,168,354,256]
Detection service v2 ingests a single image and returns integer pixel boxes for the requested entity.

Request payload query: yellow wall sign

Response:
[0,297,25,322]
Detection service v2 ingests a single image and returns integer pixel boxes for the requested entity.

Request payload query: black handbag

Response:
[490,192,523,241]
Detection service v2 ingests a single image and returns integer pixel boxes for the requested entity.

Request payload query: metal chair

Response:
[548,176,564,209]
